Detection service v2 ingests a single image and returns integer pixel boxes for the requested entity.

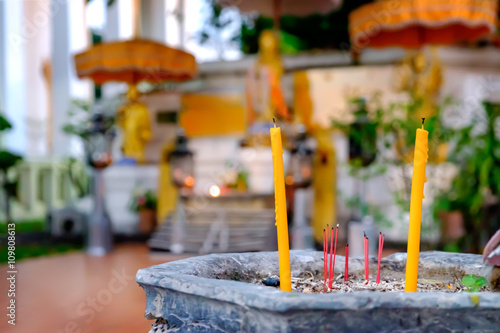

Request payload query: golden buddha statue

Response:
[396,48,442,120]
[247,30,288,124]
[117,85,152,164]
[395,48,446,163]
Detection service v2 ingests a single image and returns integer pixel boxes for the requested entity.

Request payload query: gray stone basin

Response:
[136,251,500,332]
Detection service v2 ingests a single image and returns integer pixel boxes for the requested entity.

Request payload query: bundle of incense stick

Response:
[376,232,385,284]
[323,224,339,290]
[364,233,369,283]
[328,225,338,289]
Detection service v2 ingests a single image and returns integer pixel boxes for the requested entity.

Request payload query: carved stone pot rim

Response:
[136,250,499,315]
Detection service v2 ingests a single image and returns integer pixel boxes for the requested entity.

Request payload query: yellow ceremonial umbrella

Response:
[349,0,498,53]
[74,39,197,85]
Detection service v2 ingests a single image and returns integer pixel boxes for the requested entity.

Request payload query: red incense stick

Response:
[328,225,338,289]
[377,233,385,284]
[323,229,327,289]
[377,233,382,284]
[326,224,330,280]
[344,243,349,282]
[364,235,369,283]
[325,225,330,290]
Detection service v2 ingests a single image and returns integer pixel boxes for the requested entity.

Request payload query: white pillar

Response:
[141,0,167,43]
[166,0,184,48]
[0,0,27,153]
[104,0,134,42]
[23,0,51,157]
[102,0,133,98]
[50,0,91,157]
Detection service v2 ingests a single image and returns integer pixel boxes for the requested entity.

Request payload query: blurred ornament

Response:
[169,129,194,191]
[287,125,314,188]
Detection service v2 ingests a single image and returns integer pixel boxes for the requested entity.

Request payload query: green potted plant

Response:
[433,101,500,253]
[0,114,23,224]
[129,188,158,234]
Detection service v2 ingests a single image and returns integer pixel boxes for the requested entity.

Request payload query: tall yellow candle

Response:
[270,120,292,292]
[405,121,429,292]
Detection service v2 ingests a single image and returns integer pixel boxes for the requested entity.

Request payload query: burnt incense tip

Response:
[346,243,349,247]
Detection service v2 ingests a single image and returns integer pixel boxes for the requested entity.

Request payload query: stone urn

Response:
[136,251,500,332]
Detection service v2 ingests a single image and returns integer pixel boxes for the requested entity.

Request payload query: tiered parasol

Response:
[349,0,498,54]
[74,39,197,84]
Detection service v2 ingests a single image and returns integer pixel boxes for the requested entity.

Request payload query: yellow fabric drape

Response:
[294,72,337,244]
[180,94,247,137]
[157,142,178,223]
[311,130,337,244]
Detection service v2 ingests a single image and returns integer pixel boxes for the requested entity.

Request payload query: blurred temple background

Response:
[1,0,500,330]
[1,0,500,254]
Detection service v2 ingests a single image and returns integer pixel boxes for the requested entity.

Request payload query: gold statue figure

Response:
[117,85,152,164]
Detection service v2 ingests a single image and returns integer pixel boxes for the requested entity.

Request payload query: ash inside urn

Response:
[256,271,492,293]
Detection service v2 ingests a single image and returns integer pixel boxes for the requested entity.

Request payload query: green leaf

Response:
[0,114,13,132]
[0,150,23,171]
[470,285,480,292]
[462,275,475,287]
[474,277,487,288]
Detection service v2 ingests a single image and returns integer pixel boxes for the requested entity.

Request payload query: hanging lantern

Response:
[80,110,116,257]
[82,113,115,170]
[169,129,195,190]
[286,125,313,188]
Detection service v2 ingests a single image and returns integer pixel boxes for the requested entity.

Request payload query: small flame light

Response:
[209,185,221,197]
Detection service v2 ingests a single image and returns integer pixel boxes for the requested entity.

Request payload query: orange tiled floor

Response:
[0,244,190,333]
